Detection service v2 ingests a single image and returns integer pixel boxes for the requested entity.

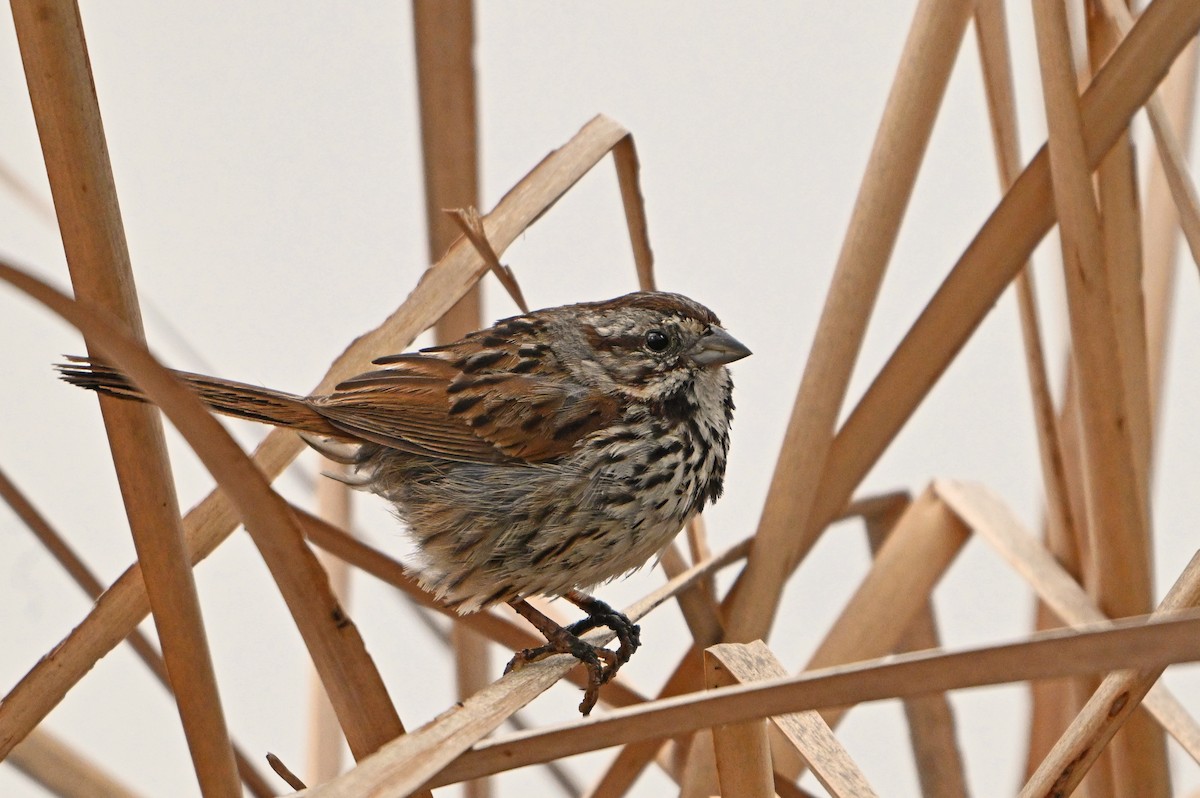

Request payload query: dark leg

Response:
[505,598,617,716]
[563,589,641,669]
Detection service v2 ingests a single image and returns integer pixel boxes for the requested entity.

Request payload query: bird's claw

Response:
[502,624,632,715]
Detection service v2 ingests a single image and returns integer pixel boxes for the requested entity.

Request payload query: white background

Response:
[2,3,1199,796]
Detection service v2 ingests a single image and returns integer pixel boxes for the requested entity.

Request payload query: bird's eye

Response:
[645,329,670,353]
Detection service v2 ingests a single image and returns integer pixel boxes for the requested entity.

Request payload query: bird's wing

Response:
[311,354,619,463]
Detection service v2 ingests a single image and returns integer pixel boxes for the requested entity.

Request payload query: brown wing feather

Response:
[313,370,504,462]
[449,376,619,461]
[311,352,619,464]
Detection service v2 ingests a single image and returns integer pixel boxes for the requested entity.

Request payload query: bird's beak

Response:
[690,326,752,367]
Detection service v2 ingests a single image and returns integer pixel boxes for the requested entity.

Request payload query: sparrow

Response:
[57,290,750,714]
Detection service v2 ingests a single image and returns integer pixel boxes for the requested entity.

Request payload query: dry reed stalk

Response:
[0,262,410,764]
[0,466,277,797]
[935,479,1200,761]
[705,653,774,798]
[1037,366,1106,794]
[8,727,144,798]
[1144,39,1199,426]
[1094,0,1200,270]
[304,462,354,784]
[1086,11,1162,792]
[976,0,1087,762]
[1032,2,1164,792]
[817,0,1200,556]
[659,543,724,646]
[727,0,974,644]
[450,624,493,796]
[0,113,639,763]
[298,544,747,797]
[1021,549,1200,796]
[681,515,721,648]
[412,7,491,794]
[414,0,481,341]
[974,0,1079,567]
[684,515,717,607]
[708,642,877,798]
[1086,2,1153,531]
[581,745,659,798]
[770,488,968,781]
[805,489,968,675]
[0,462,132,622]
[8,1,240,793]
[864,500,967,798]
[429,610,1200,789]
[674,730,717,798]
[496,712,582,798]
[891,610,969,798]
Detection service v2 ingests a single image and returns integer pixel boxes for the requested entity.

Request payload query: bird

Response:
[57,290,750,714]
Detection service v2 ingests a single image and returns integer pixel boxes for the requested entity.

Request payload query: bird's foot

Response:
[504,625,618,716]
[563,595,641,670]
[505,594,641,715]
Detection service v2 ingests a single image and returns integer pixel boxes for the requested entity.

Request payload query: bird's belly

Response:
[362,436,713,612]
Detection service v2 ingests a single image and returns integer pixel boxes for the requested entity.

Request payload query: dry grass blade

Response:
[685,514,712,566]
[297,544,748,797]
[727,0,974,644]
[0,260,411,765]
[8,727,145,798]
[0,465,277,797]
[814,0,1200,548]
[10,1,238,791]
[447,206,530,313]
[268,753,308,792]
[0,113,638,762]
[428,610,1200,787]
[611,136,656,291]
[708,642,878,798]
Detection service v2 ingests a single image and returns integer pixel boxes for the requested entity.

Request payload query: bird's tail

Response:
[55,356,345,438]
